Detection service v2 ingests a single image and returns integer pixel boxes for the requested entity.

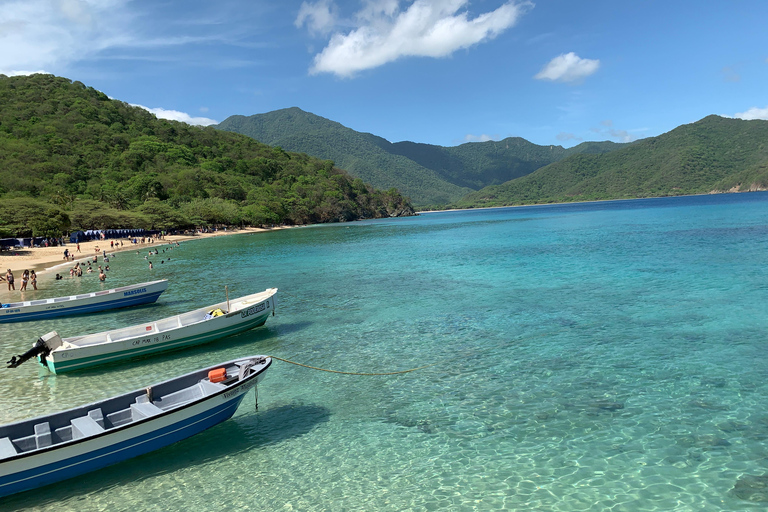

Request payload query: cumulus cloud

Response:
[132,104,218,126]
[534,52,599,83]
[298,0,531,77]
[734,106,768,120]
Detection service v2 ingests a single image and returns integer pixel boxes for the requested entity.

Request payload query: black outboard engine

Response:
[7,332,60,368]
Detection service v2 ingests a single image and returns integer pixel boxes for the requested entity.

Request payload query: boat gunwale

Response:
[0,280,168,310]
[0,357,271,464]
[58,288,277,350]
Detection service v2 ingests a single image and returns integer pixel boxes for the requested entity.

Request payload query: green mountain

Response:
[216,108,625,207]
[457,115,768,208]
[0,74,414,238]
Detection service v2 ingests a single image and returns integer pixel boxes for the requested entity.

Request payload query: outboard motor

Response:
[7,332,62,368]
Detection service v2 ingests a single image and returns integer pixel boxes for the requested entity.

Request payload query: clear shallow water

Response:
[2,193,768,510]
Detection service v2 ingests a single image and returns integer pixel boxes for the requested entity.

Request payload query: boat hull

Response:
[0,358,268,497]
[42,289,276,374]
[0,280,168,323]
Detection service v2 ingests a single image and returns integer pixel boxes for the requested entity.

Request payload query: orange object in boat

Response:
[209,368,226,383]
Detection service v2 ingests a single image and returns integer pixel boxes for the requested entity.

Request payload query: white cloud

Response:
[296,0,338,36]
[534,52,599,83]
[1,69,49,76]
[464,133,497,142]
[0,1,228,76]
[0,0,137,75]
[300,0,531,77]
[734,106,768,121]
[132,104,218,126]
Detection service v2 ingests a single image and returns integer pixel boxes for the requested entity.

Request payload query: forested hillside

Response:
[457,115,768,208]
[216,108,624,207]
[217,108,472,207]
[0,74,413,237]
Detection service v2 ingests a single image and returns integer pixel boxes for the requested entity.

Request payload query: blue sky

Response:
[2,0,767,148]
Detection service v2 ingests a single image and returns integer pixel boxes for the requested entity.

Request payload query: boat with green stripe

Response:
[7,288,277,374]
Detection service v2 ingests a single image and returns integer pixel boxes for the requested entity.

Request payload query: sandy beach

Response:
[0,227,286,300]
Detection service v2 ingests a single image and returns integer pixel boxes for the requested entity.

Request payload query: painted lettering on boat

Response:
[241,302,266,318]
[123,288,147,297]
[131,334,168,346]
[2,309,21,314]
[222,378,257,399]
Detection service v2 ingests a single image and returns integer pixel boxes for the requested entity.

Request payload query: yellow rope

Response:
[269,355,436,375]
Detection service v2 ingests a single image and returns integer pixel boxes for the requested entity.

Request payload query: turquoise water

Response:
[2,192,768,510]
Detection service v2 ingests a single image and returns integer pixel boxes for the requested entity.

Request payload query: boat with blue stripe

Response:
[0,280,168,323]
[0,355,271,498]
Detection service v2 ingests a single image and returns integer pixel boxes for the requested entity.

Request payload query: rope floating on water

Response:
[269,355,436,376]
[279,290,360,311]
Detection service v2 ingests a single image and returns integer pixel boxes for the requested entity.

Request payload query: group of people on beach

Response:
[1,269,36,291]
[3,238,182,295]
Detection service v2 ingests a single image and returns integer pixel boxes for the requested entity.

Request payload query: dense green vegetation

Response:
[216,108,624,207]
[0,74,413,238]
[457,116,768,208]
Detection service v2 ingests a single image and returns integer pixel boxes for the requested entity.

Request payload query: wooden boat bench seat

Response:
[0,436,16,458]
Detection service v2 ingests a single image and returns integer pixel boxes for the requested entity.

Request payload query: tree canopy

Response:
[0,74,413,237]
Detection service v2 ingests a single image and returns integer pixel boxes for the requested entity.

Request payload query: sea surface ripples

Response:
[2,192,768,510]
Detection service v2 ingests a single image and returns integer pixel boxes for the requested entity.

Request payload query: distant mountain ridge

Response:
[457,115,768,208]
[216,107,626,207]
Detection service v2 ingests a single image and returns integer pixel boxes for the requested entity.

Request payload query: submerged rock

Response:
[591,400,624,411]
[732,474,768,502]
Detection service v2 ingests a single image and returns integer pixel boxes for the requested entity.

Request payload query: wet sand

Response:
[0,227,287,300]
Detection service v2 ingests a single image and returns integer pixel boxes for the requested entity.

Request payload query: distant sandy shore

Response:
[0,227,288,299]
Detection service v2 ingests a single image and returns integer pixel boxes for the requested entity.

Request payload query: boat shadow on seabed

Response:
[0,402,331,509]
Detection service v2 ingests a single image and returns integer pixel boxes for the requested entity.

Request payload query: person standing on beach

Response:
[63,248,69,260]
[20,270,29,291]
[30,270,37,290]
[4,269,13,290]
[76,243,80,253]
